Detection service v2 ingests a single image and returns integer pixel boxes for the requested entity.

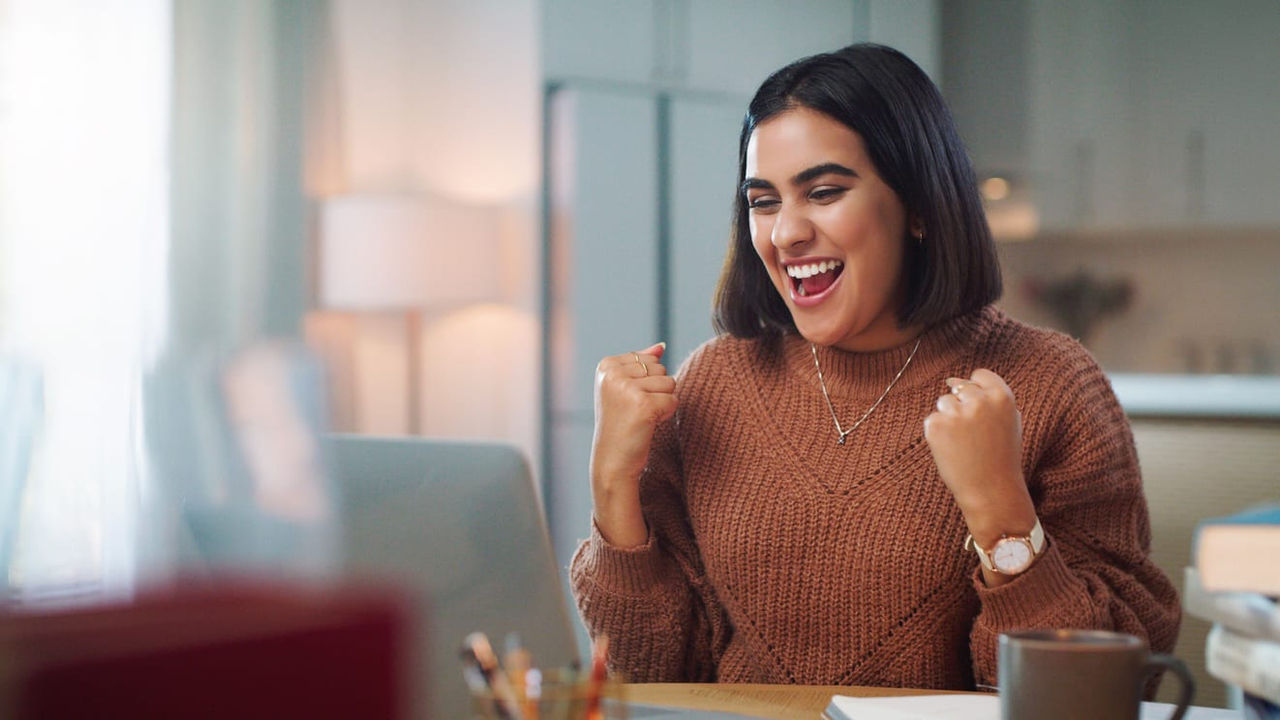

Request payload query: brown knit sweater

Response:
[570,306,1180,690]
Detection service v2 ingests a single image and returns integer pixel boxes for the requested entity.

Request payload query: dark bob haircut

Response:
[712,43,1001,343]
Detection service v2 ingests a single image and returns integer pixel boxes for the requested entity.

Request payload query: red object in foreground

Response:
[0,583,410,720]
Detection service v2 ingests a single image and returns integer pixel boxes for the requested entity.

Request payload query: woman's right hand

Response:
[590,341,676,548]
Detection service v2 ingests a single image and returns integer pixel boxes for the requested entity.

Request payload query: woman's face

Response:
[745,106,920,352]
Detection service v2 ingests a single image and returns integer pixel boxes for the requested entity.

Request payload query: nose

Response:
[770,204,813,251]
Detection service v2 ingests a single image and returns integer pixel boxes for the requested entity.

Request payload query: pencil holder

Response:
[468,669,627,720]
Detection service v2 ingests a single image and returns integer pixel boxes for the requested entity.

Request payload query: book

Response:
[1205,623,1280,705]
[821,693,1232,720]
[1243,692,1280,720]
[824,694,998,719]
[1183,567,1280,642]
[1195,504,1280,596]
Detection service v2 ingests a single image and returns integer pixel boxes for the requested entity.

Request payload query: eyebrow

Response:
[741,162,858,195]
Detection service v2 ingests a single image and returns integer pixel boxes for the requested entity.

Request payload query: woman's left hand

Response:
[923,368,1036,549]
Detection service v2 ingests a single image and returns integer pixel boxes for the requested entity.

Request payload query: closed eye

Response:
[748,196,781,212]
[809,186,847,203]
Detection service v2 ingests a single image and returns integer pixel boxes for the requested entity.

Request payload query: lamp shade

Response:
[318,194,500,310]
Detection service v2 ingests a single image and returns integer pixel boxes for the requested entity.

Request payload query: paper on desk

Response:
[826,695,993,720]
[826,694,1237,720]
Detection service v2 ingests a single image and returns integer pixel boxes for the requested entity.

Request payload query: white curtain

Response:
[0,0,331,605]
[0,0,172,605]
[166,0,321,350]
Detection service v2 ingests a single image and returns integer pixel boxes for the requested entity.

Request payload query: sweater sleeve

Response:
[967,351,1181,691]
[568,410,725,682]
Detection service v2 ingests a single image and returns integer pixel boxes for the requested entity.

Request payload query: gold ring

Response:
[633,352,642,364]
[640,361,649,377]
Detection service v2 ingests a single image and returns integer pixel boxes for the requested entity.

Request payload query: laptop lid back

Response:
[328,435,578,719]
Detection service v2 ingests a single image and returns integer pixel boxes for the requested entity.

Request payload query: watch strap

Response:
[966,517,1046,573]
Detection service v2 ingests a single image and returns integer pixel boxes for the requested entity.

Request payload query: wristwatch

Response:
[964,518,1046,575]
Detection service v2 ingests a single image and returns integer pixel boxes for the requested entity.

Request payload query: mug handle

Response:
[1143,653,1195,720]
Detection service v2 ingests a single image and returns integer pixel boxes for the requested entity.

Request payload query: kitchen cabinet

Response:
[544,88,660,609]
[544,88,741,584]
[1026,0,1139,230]
[1131,1,1280,228]
[669,97,744,365]
[546,90,660,417]
[945,0,1280,233]
[682,0,862,95]
[543,0,862,92]
[542,0,660,86]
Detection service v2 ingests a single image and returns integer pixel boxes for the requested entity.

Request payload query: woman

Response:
[570,44,1179,691]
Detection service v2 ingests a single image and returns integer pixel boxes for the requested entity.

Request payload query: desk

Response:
[623,684,1237,719]
[624,683,970,719]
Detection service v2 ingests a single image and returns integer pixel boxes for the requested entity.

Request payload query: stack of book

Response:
[1187,504,1280,719]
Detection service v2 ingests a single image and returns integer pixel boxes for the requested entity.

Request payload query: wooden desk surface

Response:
[623,683,976,719]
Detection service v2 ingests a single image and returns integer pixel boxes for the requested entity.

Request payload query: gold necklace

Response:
[810,337,922,445]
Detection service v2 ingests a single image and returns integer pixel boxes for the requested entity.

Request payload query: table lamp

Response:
[317,193,500,434]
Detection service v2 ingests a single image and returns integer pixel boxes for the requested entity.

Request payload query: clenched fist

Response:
[590,342,676,548]
[923,368,1037,581]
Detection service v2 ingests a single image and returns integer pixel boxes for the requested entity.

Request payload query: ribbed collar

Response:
[781,306,999,400]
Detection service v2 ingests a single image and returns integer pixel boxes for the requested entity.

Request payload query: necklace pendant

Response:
[812,337,921,451]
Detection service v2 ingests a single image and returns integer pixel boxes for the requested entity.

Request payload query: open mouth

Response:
[786,259,844,298]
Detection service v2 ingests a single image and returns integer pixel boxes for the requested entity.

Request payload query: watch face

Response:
[992,538,1033,573]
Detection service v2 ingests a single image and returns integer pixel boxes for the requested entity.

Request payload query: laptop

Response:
[328,435,578,718]
[329,434,750,719]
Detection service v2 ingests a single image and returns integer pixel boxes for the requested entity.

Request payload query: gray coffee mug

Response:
[999,629,1194,720]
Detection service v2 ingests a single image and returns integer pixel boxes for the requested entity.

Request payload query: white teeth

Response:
[786,260,843,279]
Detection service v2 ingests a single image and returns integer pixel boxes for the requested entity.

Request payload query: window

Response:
[0,0,170,605]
